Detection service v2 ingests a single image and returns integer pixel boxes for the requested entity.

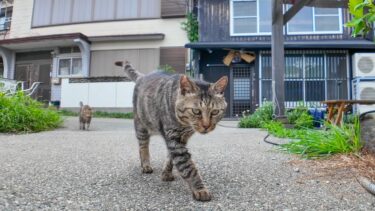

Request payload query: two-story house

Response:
[0,0,188,111]
[186,0,375,118]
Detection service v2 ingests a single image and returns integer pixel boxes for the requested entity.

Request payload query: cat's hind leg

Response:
[135,118,153,174]
[161,155,175,181]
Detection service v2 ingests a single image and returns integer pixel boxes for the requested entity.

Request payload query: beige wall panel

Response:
[90,49,159,77]
[10,0,188,47]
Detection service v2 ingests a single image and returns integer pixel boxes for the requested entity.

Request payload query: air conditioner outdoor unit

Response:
[352,53,375,78]
[352,78,375,114]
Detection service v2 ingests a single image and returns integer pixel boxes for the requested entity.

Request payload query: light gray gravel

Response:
[0,117,374,210]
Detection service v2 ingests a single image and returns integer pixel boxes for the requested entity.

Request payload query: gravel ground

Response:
[0,117,374,210]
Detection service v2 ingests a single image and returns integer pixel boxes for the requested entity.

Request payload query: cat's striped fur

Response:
[115,61,228,201]
[79,101,92,130]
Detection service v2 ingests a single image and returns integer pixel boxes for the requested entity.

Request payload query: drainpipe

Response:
[0,46,15,79]
[74,38,91,77]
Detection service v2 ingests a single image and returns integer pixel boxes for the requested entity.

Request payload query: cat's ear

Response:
[211,76,228,95]
[180,75,198,96]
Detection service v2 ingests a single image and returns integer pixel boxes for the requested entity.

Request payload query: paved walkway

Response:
[0,117,374,210]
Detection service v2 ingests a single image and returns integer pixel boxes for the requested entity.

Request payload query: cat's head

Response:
[81,105,93,119]
[175,75,228,134]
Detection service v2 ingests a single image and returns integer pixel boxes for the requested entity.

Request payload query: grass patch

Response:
[0,92,62,133]
[93,111,134,119]
[58,109,134,119]
[263,119,363,159]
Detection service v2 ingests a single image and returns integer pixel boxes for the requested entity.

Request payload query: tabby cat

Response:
[79,101,92,130]
[115,61,228,201]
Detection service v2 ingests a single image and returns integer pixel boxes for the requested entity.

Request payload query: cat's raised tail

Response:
[115,60,144,81]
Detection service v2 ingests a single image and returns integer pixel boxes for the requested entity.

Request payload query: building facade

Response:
[0,0,189,111]
[186,0,375,118]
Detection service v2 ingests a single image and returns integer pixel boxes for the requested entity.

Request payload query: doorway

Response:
[15,60,51,102]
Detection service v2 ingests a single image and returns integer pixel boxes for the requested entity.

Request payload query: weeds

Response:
[278,117,362,158]
[0,92,62,133]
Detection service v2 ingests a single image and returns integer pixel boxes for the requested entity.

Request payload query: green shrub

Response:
[239,102,273,128]
[287,104,309,124]
[58,109,78,116]
[0,92,62,133]
[158,64,176,74]
[294,112,314,129]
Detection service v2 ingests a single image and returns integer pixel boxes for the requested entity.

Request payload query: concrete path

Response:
[0,117,374,210]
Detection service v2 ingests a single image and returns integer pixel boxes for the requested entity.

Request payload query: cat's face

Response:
[176,75,228,134]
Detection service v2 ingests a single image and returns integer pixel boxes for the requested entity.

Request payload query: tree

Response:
[346,0,375,37]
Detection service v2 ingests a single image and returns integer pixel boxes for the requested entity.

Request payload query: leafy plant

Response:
[0,92,62,133]
[345,0,375,37]
[158,64,176,74]
[239,102,273,128]
[294,112,314,129]
[181,12,199,42]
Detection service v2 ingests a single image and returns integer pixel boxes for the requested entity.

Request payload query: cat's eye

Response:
[211,109,220,115]
[192,108,201,115]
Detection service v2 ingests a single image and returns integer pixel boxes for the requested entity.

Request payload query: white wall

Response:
[60,79,134,108]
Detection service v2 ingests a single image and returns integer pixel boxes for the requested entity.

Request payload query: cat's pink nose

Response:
[202,124,210,130]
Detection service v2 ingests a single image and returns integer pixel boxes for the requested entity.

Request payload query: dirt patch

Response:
[289,153,375,182]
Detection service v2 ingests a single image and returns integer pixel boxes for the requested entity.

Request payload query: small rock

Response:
[293,168,300,173]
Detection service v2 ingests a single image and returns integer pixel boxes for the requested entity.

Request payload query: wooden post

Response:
[272,0,285,117]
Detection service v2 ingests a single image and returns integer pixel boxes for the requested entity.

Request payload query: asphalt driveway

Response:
[0,117,374,210]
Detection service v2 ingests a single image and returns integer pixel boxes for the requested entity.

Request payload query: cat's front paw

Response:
[142,165,153,174]
[192,188,212,201]
[161,172,175,181]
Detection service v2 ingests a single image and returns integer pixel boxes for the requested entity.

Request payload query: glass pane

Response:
[234,78,251,100]
[233,1,256,17]
[59,59,71,75]
[306,81,325,101]
[315,8,339,15]
[261,81,272,102]
[305,54,325,79]
[259,0,272,33]
[327,79,348,100]
[285,55,303,79]
[327,54,347,79]
[233,17,257,33]
[72,58,82,75]
[315,16,340,32]
[261,54,272,79]
[285,81,303,101]
[288,7,313,32]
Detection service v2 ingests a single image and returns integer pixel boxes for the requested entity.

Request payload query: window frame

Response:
[57,53,83,77]
[286,7,343,35]
[230,0,272,36]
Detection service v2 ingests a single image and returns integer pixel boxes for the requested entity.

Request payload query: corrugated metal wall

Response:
[90,49,160,77]
[32,0,161,27]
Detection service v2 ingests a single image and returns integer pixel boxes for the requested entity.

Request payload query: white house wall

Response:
[60,79,134,108]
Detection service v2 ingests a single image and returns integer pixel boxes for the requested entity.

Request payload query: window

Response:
[287,7,342,34]
[230,0,272,35]
[58,56,82,76]
[260,51,349,108]
[0,6,12,31]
